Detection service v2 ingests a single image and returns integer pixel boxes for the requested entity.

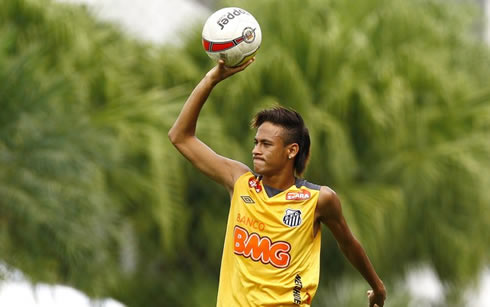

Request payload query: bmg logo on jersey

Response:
[283,209,302,227]
[233,226,291,268]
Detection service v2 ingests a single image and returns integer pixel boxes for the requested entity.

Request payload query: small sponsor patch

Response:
[283,209,302,227]
[293,274,303,305]
[241,195,255,204]
[286,189,311,201]
[248,177,263,193]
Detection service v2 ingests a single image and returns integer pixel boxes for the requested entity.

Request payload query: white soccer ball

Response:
[202,7,262,67]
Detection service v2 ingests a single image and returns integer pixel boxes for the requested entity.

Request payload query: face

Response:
[252,122,296,176]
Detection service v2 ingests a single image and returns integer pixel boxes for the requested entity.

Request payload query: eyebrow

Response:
[254,137,274,143]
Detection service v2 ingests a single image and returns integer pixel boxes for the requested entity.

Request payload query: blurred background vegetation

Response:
[0,0,489,306]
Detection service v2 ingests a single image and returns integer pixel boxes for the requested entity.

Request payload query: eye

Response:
[253,139,258,145]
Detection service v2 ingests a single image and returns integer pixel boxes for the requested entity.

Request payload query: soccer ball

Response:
[202,7,262,67]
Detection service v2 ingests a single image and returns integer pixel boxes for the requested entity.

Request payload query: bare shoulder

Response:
[316,186,342,222]
[226,158,252,181]
[318,186,337,204]
[222,157,251,192]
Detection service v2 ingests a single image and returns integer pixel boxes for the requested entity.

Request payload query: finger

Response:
[226,58,254,74]
[367,290,373,296]
[236,57,255,71]
[241,57,255,69]
[217,59,226,68]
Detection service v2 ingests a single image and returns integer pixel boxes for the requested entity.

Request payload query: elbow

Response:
[168,130,184,146]
[168,128,178,145]
[168,128,190,147]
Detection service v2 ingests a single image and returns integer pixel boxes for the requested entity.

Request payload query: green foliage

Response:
[0,0,199,303]
[0,0,489,306]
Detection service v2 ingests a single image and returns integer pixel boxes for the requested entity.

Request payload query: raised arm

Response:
[316,186,387,307]
[168,59,254,193]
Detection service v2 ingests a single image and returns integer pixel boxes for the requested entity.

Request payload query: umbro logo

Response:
[241,196,255,204]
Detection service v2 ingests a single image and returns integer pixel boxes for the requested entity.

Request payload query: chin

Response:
[253,165,265,175]
[254,167,272,177]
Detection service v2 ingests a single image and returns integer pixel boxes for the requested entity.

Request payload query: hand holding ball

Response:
[202,7,262,67]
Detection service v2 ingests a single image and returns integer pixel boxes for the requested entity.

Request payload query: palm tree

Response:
[0,0,199,304]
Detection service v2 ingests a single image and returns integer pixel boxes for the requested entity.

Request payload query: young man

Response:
[168,59,386,307]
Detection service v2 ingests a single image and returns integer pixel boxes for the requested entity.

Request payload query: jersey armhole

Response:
[232,171,254,193]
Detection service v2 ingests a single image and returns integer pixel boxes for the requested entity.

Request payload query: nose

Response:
[252,144,261,156]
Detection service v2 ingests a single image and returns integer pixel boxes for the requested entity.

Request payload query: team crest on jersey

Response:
[283,209,302,227]
[286,189,311,201]
[248,176,262,193]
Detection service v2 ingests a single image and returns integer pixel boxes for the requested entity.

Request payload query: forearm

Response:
[320,189,386,306]
[168,74,217,142]
[340,238,385,292]
[168,59,253,143]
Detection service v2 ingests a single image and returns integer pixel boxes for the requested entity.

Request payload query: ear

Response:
[286,143,299,160]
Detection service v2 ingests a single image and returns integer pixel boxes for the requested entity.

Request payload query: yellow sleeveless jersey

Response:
[216,172,322,307]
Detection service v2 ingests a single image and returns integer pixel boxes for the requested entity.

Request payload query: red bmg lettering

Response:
[233,225,291,268]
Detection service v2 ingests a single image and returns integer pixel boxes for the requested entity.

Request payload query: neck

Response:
[261,172,296,191]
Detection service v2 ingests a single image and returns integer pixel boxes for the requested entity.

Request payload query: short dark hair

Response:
[251,106,311,176]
